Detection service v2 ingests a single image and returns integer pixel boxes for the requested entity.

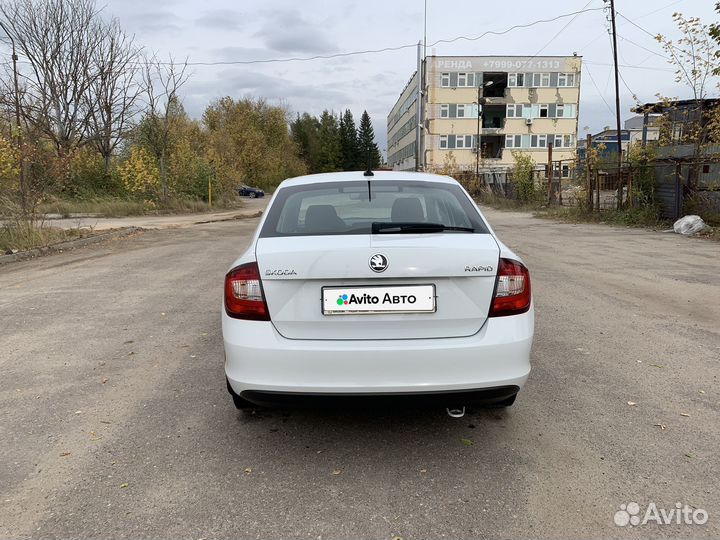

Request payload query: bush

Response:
[511,151,539,203]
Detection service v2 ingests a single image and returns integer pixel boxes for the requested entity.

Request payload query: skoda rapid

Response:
[222,171,533,411]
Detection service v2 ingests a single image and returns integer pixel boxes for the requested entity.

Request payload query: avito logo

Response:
[336,292,417,306]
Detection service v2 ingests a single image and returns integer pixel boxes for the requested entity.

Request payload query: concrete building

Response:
[387,55,582,173]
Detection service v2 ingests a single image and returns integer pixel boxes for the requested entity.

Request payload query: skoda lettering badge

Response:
[369,254,388,273]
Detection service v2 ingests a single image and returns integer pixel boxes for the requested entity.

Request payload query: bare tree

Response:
[138,54,189,201]
[0,0,103,156]
[86,18,142,173]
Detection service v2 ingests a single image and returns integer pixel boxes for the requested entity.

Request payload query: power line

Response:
[531,0,595,58]
[584,62,615,116]
[616,32,665,59]
[146,6,606,67]
[577,0,680,53]
[584,61,673,72]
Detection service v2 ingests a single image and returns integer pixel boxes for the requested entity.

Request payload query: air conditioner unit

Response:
[525,118,533,125]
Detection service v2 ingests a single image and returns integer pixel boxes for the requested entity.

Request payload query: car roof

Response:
[278,171,458,188]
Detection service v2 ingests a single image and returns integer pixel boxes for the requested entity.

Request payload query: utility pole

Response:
[415,41,422,171]
[475,80,492,186]
[608,0,623,209]
[0,21,26,216]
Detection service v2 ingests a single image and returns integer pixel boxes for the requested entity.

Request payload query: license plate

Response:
[322,285,436,315]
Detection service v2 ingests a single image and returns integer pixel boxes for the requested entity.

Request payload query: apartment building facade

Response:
[387,55,582,173]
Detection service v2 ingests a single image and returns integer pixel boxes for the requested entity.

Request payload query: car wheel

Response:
[226,378,254,410]
[249,192,257,198]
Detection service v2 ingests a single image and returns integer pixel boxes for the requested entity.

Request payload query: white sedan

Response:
[222,171,533,411]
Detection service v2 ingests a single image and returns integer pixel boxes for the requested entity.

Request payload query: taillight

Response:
[224,262,270,321]
[489,258,531,317]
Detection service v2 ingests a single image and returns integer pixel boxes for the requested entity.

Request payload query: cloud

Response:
[120,10,184,35]
[195,9,244,31]
[253,10,337,55]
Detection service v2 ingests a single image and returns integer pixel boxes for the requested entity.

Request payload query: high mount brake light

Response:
[489,258,531,317]
[224,262,270,321]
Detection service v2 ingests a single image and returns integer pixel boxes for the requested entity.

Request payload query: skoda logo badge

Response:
[369,254,388,273]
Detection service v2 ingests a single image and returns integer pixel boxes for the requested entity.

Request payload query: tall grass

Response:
[0,222,82,253]
[36,197,235,218]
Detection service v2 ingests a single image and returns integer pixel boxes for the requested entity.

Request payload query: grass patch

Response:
[0,222,84,253]
[36,197,240,218]
[538,205,667,228]
[37,198,146,217]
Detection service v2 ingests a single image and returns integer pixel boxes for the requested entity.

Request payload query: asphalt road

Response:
[1,207,719,539]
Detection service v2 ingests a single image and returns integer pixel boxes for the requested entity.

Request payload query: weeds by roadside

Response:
[35,196,241,218]
[476,195,717,240]
[0,222,85,253]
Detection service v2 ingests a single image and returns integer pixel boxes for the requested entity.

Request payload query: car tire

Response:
[249,192,256,198]
[226,378,254,410]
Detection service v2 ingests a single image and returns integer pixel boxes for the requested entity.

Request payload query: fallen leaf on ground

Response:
[699,390,705,394]
[59,452,71,457]
[419,469,427,473]
[127,351,135,356]
[627,401,637,406]
[392,536,403,540]
[684,453,694,458]
[100,420,111,424]
[332,469,342,475]
[119,483,128,488]
[101,378,108,384]
[243,468,252,474]
[649,364,664,369]
[680,413,690,417]
[74,410,82,415]
[461,438,473,446]
[654,424,667,431]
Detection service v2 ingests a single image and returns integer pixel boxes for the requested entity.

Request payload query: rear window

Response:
[259,180,489,237]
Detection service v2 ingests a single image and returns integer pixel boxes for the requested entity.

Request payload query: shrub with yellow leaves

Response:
[118,147,160,200]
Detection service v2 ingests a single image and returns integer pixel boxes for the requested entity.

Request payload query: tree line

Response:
[0,0,383,220]
[291,109,382,174]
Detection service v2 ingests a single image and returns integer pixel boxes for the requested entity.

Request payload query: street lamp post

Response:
[0,21,26,215]
[476,80,493,187]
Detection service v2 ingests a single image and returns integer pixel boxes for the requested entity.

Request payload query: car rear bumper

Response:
[223,307,533,396]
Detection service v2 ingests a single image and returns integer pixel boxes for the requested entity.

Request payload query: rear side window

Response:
[260,180,488,237]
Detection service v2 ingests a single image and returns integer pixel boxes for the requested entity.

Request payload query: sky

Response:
[104,0,717,156]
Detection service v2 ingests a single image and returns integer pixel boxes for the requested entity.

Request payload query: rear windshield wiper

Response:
[371,222,475,234]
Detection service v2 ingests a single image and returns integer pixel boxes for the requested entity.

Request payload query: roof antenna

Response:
[363,145,374,177]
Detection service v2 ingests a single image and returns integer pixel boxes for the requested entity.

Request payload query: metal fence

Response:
[464,158,720,221]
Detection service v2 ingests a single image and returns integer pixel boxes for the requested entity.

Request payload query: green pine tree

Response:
[290,113,322,173]
[339,109,359,170]
[317,110,341,172]
[357,110,382,169]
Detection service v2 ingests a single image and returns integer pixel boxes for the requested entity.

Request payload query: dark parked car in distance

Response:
[238,185,265,198]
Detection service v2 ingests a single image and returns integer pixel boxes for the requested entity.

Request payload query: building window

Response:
[541,73,550,86]
[562,165,570,178]
[556,103,565,118]
[441,73,450,87]
[508,73,525,87]
[456,104,466,118]
[440,104,449,118]
[553,134,574,148]
[506,104,522,118]
[457,72,467,87]
[558,73,575,87]
[440,135,448,149]
[539,104,549,118]
[505,134,522,148]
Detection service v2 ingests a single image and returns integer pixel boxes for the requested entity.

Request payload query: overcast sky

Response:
[105,0,716,154]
